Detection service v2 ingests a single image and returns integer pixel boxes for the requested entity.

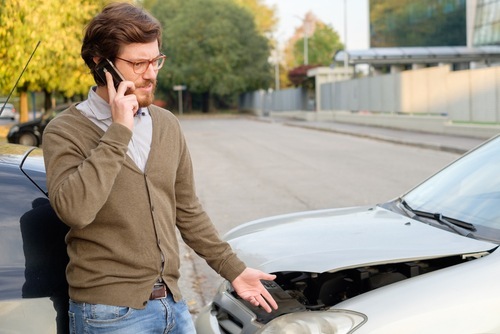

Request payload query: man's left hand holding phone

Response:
[96,59,138,131]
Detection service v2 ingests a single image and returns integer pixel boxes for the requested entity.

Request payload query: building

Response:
[370,0,466,48]
[335,0,500,74]
[472,0,500,47]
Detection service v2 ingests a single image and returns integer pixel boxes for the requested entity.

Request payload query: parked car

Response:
[7,104,69,147]
[195,134,500,334]
[0,143,69,333]
[0,102,17,120]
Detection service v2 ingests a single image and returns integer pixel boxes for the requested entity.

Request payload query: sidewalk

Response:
[275,119,489,155]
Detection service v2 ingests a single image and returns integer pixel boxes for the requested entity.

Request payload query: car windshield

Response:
[403,135,500,240]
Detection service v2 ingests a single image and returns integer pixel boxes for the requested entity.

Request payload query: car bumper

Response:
[195,304,222,334]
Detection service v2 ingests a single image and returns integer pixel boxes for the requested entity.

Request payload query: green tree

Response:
[293,23,343,67]
[153,0,271,112]
[232,0,277,35]
[0,0,102,120]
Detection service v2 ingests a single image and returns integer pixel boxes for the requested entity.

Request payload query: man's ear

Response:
[93,56,101,65]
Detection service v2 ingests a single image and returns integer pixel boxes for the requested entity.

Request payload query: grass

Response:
[451,120,500,126]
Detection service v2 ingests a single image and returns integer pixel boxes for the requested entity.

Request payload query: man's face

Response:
[114,41,161,108]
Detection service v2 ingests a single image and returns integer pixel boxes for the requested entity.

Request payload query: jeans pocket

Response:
[87,303,132,323]
[68,310,76,334]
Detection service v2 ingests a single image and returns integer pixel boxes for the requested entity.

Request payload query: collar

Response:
[86,87,148,120]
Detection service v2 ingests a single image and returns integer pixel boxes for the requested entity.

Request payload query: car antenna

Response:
[0,40,41,117]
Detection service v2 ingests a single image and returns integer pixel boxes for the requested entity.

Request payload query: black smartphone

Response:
[95,59,125,90]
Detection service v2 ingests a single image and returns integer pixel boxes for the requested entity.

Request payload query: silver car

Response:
[195,134,500,334]
[0,102,17,120]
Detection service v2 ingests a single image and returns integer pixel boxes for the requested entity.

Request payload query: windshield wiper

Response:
[400,199,476,236]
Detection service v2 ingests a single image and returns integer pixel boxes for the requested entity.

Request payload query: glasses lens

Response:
[134,62,148,74]
[129,55,166,74]
[155,56,165,70]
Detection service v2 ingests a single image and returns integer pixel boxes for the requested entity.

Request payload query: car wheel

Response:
[18,132,39,147]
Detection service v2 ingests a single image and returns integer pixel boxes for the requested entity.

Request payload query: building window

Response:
[474,0,500,46]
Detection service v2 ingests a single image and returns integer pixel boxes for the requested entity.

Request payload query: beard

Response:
[136,79,157,108]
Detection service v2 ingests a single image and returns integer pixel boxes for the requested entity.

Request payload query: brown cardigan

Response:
[43,104,246,309]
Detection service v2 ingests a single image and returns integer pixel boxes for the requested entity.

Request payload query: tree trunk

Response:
[19,90,29,123]
[201,92,209,113]
[44,89,53,111]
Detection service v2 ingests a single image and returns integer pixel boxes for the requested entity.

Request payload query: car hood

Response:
[225,206,497,273]
[17,118,42,128]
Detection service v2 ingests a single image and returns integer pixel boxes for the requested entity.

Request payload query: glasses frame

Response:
[114,54,167,74]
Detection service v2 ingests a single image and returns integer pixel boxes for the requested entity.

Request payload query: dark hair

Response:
[81,2,162,85]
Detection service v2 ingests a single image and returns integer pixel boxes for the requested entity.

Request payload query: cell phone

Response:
[95,59,125,90]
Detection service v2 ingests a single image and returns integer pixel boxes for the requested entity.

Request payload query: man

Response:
[43,3,277,333]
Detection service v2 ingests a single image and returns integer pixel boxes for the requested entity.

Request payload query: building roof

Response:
[334,46,500,66]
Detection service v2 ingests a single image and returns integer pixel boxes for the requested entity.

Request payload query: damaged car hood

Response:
[224,206,496,273]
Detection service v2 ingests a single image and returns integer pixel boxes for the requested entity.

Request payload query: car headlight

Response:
[256,309,367,334]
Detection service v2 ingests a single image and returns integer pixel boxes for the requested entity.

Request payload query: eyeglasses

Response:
[114,54,167,74]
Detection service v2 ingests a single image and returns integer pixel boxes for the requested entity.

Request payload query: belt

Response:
[149,283,168,300]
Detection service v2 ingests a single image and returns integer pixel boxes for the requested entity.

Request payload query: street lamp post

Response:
[304,26,309,65]
[274,50,280,90]
[173,85,186,115]
[344,0,348,69]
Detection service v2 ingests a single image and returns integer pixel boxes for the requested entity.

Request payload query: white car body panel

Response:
[333,248,500,334]
[226,206,496,273]
[0,103,16,119]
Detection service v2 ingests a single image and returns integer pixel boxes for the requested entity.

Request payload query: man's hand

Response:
[106,71,138,130]
[232,268,279,313]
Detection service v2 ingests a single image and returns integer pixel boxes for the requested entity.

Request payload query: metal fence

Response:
[241,65,500,123]
[319,65,500,123]
[239,87,309,116]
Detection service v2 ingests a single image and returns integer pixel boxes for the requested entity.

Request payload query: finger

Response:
[262,273,277,281]
[249,296,259,307]
[259,287,278,311]
[116,80,136,97]
[257,277,278,310]
[105,72,116,102]
[261,289,278,310]
[255,295,273,313]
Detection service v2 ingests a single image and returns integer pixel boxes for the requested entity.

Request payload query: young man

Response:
[43,3,277,333]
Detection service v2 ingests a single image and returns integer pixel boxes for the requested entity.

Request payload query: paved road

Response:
[176,116,464,319]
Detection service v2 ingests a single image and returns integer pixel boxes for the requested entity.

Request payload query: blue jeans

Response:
[68,294,195,333]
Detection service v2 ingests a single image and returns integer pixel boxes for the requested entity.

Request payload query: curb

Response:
[285,122,469,155]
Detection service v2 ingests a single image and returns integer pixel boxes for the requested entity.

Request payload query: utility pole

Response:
[274,48,280,90]
[173,85,187,115]
[344,0,348,69]
[304,16,309,65]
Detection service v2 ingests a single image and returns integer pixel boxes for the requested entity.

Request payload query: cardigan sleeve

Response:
[172,121,247,282]
[43,108,133,229]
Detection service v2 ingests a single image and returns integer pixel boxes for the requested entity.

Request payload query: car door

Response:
[0,146,69,334]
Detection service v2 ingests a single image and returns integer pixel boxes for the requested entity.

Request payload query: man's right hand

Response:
[106,71,138,130]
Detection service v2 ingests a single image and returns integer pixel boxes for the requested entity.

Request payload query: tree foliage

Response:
[288,64,318,87]
[293,23,343,67]
[152,0,272,111]
[232,0,277,35]
[0,0,275,114]
[0,0,103,98]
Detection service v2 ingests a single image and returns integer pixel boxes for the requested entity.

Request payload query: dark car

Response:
[7,104,69,147]
[0,143,69,333]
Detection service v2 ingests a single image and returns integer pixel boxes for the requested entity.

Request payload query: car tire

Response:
[18,132,39,147]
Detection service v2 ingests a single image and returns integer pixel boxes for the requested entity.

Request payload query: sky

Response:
[263,0,370,50]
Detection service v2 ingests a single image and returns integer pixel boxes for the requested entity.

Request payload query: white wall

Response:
[321,65,500,123]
